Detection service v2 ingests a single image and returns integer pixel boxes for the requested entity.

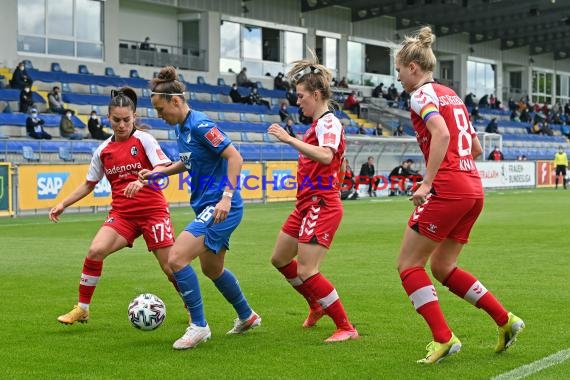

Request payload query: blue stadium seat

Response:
[89,84,99,94]
[129,69,140,78]
[51,62,62,72]
[23,146,40,162]
[217,78,226,86]
[256,81,264,89]
[178,74,186,82]
[61,82,71,93]
[78,65,91,75]
[197,76,206,85]
[58,146,75,162]
[105,67,117,77]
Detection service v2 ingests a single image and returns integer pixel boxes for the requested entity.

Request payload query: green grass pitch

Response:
[1,189,569,379]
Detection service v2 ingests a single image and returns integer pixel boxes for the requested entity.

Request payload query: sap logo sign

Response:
[37,173,70,199]
[94,177,111,197]
[272,169,293,190]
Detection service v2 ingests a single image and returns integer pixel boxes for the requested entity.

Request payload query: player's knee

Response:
[201,263,223,280]
[297,266,318,281]
[429,262,451,283]
[86,245,108,261]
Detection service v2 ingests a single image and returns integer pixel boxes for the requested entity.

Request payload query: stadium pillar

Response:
[0,1,18,68]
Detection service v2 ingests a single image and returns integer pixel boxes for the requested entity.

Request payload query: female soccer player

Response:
[395,26,524,364]
[267,55,358,343]
[51,88,177,325]
[141,66,260,350]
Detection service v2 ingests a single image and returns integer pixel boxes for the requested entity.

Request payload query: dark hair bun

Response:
[120,87,137,109]
[157,66,177,82]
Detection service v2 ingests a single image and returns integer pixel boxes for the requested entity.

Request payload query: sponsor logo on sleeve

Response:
[205,127,225,147]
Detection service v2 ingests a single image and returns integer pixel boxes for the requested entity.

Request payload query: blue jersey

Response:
[176,110,243,213]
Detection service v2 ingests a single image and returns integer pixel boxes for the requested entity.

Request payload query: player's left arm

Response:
[212,144,243,224]
[471,135,483,159]
[412,115,449,206]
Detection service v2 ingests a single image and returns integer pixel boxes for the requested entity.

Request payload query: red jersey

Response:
[297,112,345,205]
[87,130,172,216]
[410,83,483,198]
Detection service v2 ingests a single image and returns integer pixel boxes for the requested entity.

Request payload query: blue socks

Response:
[173,265,206,327]
[213,269,252,320]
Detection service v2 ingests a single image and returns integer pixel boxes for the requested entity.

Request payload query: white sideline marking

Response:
[491,348,570,380]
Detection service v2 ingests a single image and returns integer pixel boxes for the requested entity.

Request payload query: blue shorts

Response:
[185,204,243,254]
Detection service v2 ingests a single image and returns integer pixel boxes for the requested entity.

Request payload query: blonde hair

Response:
[396,26,437,72]
[287,49,333,102]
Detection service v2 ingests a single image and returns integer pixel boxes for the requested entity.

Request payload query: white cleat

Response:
[172,323,211,350]
[227,311,262,334]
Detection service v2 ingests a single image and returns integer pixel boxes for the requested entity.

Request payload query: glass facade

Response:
[466,60,496,100]
[17,0,103,59]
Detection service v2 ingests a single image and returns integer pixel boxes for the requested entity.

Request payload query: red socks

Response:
[443,267,509,326]
[400,267,452,343]
[277,260,320,310]
[278,261,352,330]
[78,257,103,305]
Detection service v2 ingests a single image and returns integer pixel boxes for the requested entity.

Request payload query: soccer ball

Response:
[127,293,166,331]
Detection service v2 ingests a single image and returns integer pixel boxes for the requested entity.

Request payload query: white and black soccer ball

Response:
[128,293,166,331]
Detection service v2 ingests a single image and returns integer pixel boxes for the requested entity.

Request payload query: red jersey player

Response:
[50,88,177,325]
[395,27,524,364]
[267,55,358,343]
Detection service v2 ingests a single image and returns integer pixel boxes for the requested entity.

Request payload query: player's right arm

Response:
[49,182,96,223]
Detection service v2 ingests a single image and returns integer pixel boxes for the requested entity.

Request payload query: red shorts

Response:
[282,196,343,249]
[407,195,484,244]
[103,209,175,251]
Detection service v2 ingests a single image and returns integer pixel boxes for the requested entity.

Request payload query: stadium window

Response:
[17,0,103,59]
[466,60,496,101]
[347,41,364,85]
[220,21,241,74]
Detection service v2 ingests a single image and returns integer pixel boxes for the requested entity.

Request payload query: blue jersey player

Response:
[141,66,261,350]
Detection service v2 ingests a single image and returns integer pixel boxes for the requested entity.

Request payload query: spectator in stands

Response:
[508,97,517,112]
[286,87,298,106]
[236,67,256,88]
[283,117,296,138]
[338,76,349,88]
[561,123,570,139]
[487,147,504,161]
[388,84,399,101]
[279,101,291,122]
[485,118,499,134]
[372,83,384,98]
[374,122,383,136]
[140,36,151,50]
[48,86,66,114]
[388,159,421,196]
[343,90,360,118]
[542,122,554,136]
[26,108,51,140]
[298,107,312,125]
[359,156,377,197]
[478,94,489,108]
[274,72,289,91]
[10,61,32,90]
[19,85,34,113]
[464,92,475,108]
[519,106,531,123]
[489,94,496,109]
[554,146,568,190]
[400,90,411,110]
[340,162,359,200]
[510,109,520,122]
[516,155,527,161]
[393,122,404,136]
[229,83,248,104]
[470,105,482,122]
[88,110,112,140]
[247,87,271,109]
[60,111,83,140]
[358,124,366,135]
